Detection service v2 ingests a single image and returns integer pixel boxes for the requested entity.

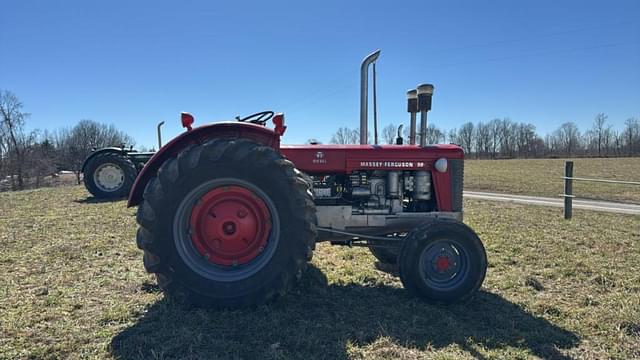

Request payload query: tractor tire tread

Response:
[398,217,487,303]
[135,138,317,307]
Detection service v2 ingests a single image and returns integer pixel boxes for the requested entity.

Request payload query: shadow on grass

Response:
[110,266,578,360]
[74,196,124,204]
[373,261,399,276]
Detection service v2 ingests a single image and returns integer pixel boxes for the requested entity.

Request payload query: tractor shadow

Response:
[75,195,125,204]
[373,261,400,276]
[110,266,579,360]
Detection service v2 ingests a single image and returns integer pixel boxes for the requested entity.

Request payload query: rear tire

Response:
[135,139,317,307]
[83,152,137,198]
[398,218,487,303]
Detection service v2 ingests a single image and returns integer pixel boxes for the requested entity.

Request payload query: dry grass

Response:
[1,185,639,359]
[465,157,640,204]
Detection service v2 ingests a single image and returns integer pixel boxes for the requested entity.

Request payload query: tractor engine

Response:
[311,170,435,214]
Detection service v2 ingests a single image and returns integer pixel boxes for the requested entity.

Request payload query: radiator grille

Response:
[450,159,464,212]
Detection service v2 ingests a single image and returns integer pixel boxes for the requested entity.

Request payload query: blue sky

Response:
[1,0,639,147]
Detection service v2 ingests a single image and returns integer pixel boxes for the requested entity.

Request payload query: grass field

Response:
[465,157,640,204]
[1,186,639,359]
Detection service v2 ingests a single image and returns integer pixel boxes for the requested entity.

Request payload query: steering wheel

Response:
[236,111,274,124]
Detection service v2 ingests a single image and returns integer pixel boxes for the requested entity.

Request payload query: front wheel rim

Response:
[418,239,470,291]
[173,178,280,282]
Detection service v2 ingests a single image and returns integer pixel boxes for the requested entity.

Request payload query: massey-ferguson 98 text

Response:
[127,50,487,307]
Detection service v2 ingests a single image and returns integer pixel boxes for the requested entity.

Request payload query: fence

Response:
[561,161,640,219]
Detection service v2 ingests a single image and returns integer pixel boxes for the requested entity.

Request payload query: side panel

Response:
[431,170,452,211]
[127,122,280,207]
[280,144,463,173]
[449,159,464,212]
[281,144,464,212]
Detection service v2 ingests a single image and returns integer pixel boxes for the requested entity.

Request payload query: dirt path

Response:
[464,191,640,215]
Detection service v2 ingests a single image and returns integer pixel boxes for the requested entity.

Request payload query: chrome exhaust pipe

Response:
[157,121,165,149]
[360,50,381,145]
[417,84,434,147]
[406,89,418,145]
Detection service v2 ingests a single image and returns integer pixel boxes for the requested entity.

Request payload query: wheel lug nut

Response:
[237,210,247,218]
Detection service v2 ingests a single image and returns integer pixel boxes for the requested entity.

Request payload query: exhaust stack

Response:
[416,84,434,147]
[406,89,418,145]
[360,50,381,145]
[157,121,165,149]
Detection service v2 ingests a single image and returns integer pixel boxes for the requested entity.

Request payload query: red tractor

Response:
[128,50,487,307]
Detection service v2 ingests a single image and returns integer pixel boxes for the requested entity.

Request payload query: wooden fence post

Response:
[564,161,573,220]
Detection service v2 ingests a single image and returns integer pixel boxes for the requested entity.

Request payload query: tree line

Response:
[2,88,638,192]
[329,114,640,159]
[0,90,134,191]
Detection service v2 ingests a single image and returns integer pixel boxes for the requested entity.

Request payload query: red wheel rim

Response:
[434,255,452,272]
[189,185,272,266]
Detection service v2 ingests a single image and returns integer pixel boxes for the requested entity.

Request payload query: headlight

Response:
[434,158,448,173]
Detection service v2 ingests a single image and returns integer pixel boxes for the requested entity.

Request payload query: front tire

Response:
[135,139,317,307]
[398,218,487,303]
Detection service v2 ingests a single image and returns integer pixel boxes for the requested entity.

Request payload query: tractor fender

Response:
[127,122,281,207]
[81,147,128,173]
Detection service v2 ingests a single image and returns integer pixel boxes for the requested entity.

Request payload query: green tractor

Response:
[82,122,164,198]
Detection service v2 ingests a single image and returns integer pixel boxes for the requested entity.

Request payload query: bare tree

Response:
[602,126,613,156]
[458,122,475,155]
[334,115,639,159]
[447,128,459,145]
[426,124,445,144]
[497,118,518,158]
[591,113,610,157]
[489,119,501,159]
[611,130,622,156]
[330,127,359,144]
[26,133,57,187]
[381,123,397,145]
[544,134,556,156]
[623,117,640,156]
[516,123,537,158]
[401,123,445,145]
[530,137,546,157]
[55,119,135,183]
[556,122,581,156]
[0,114,5,178]
[0,90,29,189]
[475,122,491,159]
